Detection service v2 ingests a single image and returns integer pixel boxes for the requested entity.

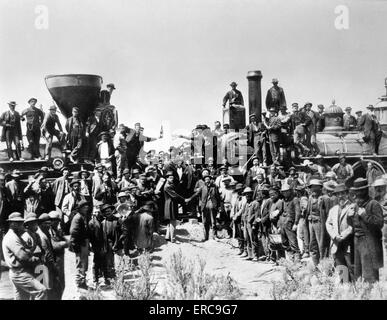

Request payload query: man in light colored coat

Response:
[326,184,354,282]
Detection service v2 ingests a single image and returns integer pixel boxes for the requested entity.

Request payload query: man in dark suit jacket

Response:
[223,82,244,108]
[191,175,222,241]
[265,78,286,113]
[358,105,382,154]
[85,111,102,162]
[0,101,23,161]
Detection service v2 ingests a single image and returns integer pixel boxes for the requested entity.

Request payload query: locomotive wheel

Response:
[52,158,64,170]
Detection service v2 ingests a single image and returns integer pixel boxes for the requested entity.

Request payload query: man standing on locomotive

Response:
[65,107,84,164]
[21,98,44,160]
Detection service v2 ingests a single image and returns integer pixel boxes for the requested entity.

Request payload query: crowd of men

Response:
[0,79,386,300]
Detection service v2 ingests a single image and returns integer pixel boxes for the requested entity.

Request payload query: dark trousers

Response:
[202,205,216,240]
[269,138,280,163]
[243,223,258,259]
[93,250,108,282]
[280,219,300,258]
[68,135,83,160]
[45,129,65,159]
[5,129,21,159]
[234,220,245,252]
[320,222,331,259]
[26,127,41,158]
[86,134,99,161]
[309,219,322,266]
[334,249,354,283]
[354,235,380,283]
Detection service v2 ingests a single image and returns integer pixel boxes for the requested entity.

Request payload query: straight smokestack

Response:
[246,70,263,122]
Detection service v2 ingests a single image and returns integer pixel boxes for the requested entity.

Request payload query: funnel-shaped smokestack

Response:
[246,71,263,122]
[45,74,103,121]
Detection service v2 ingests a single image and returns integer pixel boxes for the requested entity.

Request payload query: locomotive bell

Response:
[323,99,344,132]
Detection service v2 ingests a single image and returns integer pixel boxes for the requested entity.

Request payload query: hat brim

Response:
[101,205,115,212]
[8,218,24,222]
[350,186,369,191]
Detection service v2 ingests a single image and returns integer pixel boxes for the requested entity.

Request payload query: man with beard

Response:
[326,184,354,282]
[262,108,282,163]
[253,185,272,261]
[52,167,71,213]
[316,104,325,133]
[348,178,384,283]
[331,155,354,184]
[85,109,102,163]
[241,187,259,261]
[95,172,118,206]
[190,175,222,241]
[279,184,301,260]
[62,179,86,234]
[246,157,266,190]
[70,200,90,289]
[223,82,244,108]
[268,187,285,263]
[3,212,47,300]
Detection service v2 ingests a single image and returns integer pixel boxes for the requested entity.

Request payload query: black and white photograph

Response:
[0,0,387,306]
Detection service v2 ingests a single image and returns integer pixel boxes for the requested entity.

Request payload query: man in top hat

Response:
[316,104,325,133]
[279,183,301,260]
[223,81,244,108]
[262,107,282,163]
[306,179,325,266]
[21,98,44,160]
[5,169,26,213]
[70,199,91,289]
[326,183,354,282]
[61,179,86,234]
[41,105,66,160]
[265,78,286,113]
[65,107,85,163]
[52,167,71,211]
[347,178,384,283]
[331,155,354,183]
[2,212,47,300]
[0,101,23,161]
[48,210,68,299]
[358,104,383,154]
[343,107,357,131]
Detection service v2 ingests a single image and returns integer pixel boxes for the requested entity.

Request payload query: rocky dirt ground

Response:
[0,221,284,300]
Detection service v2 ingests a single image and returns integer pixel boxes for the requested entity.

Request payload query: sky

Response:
[0,0,386,147]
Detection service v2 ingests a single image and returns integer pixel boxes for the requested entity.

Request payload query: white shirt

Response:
[100,142,109,159]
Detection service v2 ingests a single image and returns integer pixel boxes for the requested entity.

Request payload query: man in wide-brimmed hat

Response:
[78,169,91,200]
[21,97,44,160]
[5,169,26,213]
[343,106,357,131]
[222,81,244,108]
[265,78,286,113]
[0,101,23,162]
[262,107,282,163]
[69,199,90,289]
[61,178,86,233]
[230,183,246,255]
[52,166,71,210]
[326,183,354,282]
[347,178,384,283]
[2,212,47,300]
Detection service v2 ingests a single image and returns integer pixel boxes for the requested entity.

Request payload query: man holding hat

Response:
[0,101,23,161]
[69,199,91,289]
[265,78,286,113]
[41,105,66,160]
[21,98,44,159]
[2,212,47,300]
[326,183,354,282]
[223,81,244,108]
[65,107,84,163]
[343,107,357,131]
